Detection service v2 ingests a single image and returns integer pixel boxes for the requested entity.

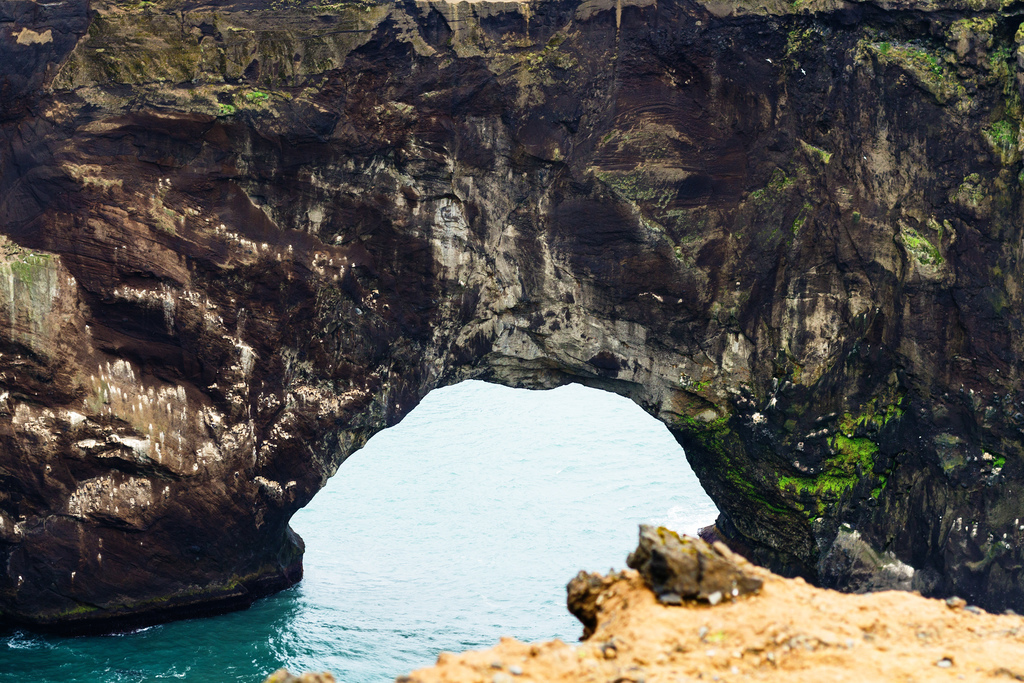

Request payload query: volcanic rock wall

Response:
[2,0,1024,629]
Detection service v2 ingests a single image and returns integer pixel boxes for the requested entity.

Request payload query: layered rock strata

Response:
[3,0,1024,628]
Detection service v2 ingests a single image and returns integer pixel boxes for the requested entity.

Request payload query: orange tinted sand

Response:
[403,567,1024,683]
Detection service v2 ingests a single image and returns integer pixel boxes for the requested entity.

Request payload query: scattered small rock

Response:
[492,674,512,683]
[659,592,683,605]
[626,525,762,605]
[946,597,966,610]
[490,661,503,670]
[508,665,523,676]
[965,605,983,615]
[936,657,954,668]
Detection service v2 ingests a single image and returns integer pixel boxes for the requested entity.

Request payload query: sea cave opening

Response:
[282,380,719,681]
[5,381,717,683]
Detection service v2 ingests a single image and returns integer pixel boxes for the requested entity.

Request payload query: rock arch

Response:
[2,0,1024,630]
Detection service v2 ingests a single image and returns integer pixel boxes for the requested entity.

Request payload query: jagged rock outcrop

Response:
[3,0,1024,630]
[569,525,763,638]
[624,524,763,604]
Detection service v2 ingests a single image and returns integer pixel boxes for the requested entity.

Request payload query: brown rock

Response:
[566,570,620,639]
[626,525,762,605]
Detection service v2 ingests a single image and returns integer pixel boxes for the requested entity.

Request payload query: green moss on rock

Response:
[983,119,1020,165]
[899,223,944,267]
[778,395,902,512]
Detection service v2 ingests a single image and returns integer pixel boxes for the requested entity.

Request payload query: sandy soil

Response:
[401,566,1024,683]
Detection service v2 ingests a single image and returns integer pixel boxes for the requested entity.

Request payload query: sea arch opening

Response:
[282,380,719,680]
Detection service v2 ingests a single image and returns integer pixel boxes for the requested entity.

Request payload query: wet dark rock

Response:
[626,526,763,605]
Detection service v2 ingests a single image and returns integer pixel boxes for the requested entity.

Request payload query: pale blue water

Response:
[1,381,717,682]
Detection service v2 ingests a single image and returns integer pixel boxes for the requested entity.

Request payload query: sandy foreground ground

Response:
[398,566,1024,683]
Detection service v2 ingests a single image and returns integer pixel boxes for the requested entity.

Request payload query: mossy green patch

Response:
[679,414,733,451]
[750,169,794,206]
[791,202,813,235]
[9,253,53,285]
[983,119,1019,165]
[519,35,579,76]
[832,433,879,462]
[870,473,888,499]
[949,173,987,212]
[53,602,102,618]
[837,396,905,434]
[799,140,832,164]
[778,394,903,512]
[784,25,823,69]
[899,224,944,266]
[596,169,674,208]
[869,40,966,104]
[677,412,791,516]
[778,434,877,511]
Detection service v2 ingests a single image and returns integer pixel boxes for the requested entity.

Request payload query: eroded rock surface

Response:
[3,0,1024,629]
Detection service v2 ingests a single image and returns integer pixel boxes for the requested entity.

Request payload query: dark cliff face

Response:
[2,0,1024,630]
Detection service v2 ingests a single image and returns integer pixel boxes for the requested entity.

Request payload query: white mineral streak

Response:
[75,354,235,481]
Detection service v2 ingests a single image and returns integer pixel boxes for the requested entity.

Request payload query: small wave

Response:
[4,630,52,650]
[106,624,159,637]
[648,504,715,534]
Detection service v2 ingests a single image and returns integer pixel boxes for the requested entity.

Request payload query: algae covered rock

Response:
[626,525,762,605]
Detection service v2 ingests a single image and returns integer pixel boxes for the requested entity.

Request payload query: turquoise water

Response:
[1,381,718,682]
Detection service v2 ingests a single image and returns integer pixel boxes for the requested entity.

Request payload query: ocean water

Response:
[1,380,718,683]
